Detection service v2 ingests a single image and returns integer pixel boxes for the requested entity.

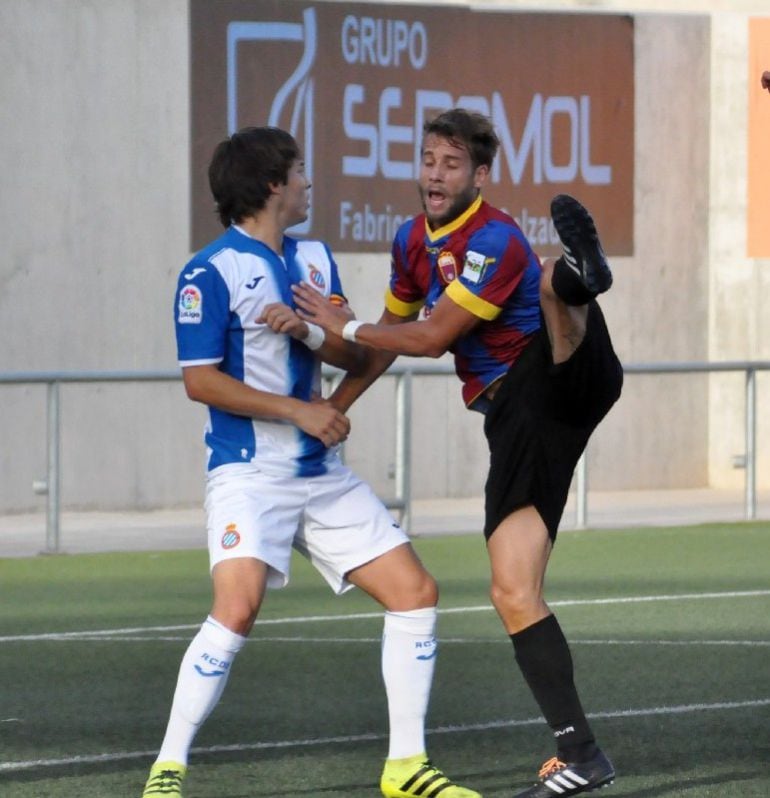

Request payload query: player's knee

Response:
[210,599,259,636]
[408,570,438,609]
[489,581,539,624]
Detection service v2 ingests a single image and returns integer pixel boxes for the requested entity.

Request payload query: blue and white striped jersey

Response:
[175,225,346,477]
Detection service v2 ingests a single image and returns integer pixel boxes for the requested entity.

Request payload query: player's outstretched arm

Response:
[293,282,478,359]
[182,364,349,447]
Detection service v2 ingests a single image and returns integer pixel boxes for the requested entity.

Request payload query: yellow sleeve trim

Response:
[445,280,501,321]
[385,288,425,317]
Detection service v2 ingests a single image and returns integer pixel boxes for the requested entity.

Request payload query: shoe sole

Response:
[586,775,615,793]
[550,194,613,295]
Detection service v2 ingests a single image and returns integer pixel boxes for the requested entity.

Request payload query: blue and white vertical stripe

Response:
[175,226,344,477]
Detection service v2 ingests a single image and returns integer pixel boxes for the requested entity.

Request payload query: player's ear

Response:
[473,163,490,190]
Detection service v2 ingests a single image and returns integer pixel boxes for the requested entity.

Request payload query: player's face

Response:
[418,133,488,229]
[280,158,311,227]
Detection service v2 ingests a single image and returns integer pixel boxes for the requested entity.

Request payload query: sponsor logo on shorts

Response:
[178,284,202,324]
[221,523,241,550]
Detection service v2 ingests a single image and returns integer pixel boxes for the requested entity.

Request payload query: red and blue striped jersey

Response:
[386,197,542,406]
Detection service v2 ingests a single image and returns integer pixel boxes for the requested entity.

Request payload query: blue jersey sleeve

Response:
[174,259,232,365]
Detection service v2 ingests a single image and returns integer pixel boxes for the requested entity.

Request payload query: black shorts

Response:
[483,300,623,541]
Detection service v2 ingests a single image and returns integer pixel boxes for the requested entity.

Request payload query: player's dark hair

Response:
[208,127,301,227]
[423,108,499,170]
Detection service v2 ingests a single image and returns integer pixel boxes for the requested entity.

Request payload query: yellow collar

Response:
[424,195,483,243]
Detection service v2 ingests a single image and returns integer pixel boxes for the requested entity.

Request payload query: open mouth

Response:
[425,189,446,213]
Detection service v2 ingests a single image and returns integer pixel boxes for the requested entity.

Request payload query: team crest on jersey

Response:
[308,264,326,291]
[462,250,488,284]
[437,251,457,284]
[221,523,241,550]
[178,284,202,324]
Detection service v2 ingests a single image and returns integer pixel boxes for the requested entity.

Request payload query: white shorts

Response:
[204,461,409,594]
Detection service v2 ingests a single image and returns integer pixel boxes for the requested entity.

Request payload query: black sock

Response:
[551,256,595,306]
[511,614,597,762]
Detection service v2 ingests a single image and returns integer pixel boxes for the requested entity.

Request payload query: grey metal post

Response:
[575,451,588,529]
[45,381,61,553]
[395,371,413,532]
[745,368,757,520]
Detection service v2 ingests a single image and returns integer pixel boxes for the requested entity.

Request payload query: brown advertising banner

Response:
[190,1,634,255]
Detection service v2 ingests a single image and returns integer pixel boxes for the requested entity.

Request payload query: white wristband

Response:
[303,323,325,351]
[342,320,365,342]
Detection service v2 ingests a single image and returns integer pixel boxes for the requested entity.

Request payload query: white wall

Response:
[1,0,768,513]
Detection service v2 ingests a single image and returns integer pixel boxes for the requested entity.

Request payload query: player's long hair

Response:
[208,127,300,227]
[423,108,499,170]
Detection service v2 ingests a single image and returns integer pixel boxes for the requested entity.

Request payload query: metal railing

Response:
[1,360,768,553]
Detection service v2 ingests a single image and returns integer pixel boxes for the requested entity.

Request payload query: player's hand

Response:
[291,400,350,447]
[258,303,309,340]
[763,71,770,93]
[292,283,353,337]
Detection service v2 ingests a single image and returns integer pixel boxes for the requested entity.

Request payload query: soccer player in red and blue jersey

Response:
[295,108,623,798]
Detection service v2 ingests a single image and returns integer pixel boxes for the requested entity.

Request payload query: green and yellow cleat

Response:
[381,753,482,798]
[141,761,187,797]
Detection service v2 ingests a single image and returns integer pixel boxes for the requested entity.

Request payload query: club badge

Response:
[437,251,457,284]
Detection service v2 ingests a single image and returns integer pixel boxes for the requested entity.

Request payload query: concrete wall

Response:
[0,0,197,511]
[708,12,770,489]
[1,0,768,513]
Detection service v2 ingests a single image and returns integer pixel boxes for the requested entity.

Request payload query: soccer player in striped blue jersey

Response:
[141,127,480,798]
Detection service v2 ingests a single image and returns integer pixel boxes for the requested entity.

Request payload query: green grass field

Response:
[1,522,769,797]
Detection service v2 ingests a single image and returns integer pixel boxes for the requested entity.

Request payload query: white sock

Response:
[156,616,247,765]
[381,607,438,760]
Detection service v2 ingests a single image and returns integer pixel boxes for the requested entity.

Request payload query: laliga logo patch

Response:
[221,523,241,550]
[308,264,326,291]
[178,284,203,324]
[437,251,457,284]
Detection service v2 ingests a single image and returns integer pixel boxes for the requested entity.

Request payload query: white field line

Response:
[1,698,769,774]
[8,635,770,647]
[1,589,768,644]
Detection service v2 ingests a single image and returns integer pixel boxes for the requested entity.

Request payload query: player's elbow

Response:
[423,341,448,358]
[183,380,207,404]
[321,342,368,375]
[419,331,450,359]
[182,368,214,404]
[341,345,369,376]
